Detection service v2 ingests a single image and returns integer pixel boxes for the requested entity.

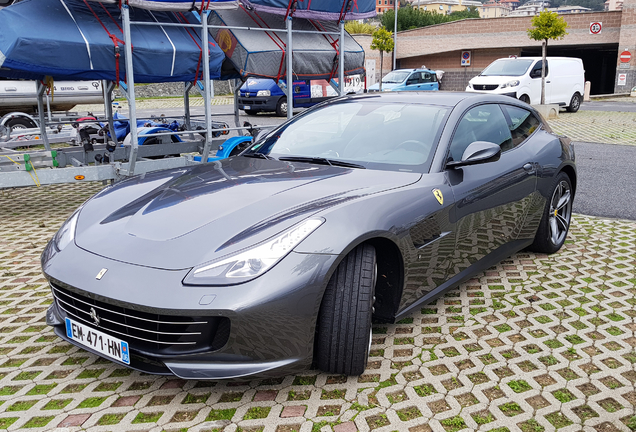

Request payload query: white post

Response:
[201,10,214,162]
[286,16,294,119]
[393,1,397,70]
[122,5,139,175]
[339,20,345,96]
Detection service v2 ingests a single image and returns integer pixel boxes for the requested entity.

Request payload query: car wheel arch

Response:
[315,235,405,324]
[559,164,577,197]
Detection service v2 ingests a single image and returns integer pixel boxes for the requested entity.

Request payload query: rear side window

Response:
[500,105,540,150]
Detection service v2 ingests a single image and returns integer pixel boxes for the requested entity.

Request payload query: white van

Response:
[466,57,585,112]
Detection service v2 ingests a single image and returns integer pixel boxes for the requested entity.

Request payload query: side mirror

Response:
[447,141,501,168]
[530,70,541,79]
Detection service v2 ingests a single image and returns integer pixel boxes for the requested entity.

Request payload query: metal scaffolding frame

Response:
[0,5,348,189]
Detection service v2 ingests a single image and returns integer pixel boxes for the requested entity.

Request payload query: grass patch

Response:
[292,375,316,386]
[77,368,104,379]
[77,396,107,408]
[440,416,466,431]
[97,413,125,425]
[507,380,532,393]
[7,400,37,411]
[132,412,163,424]
[206,408,236,421]
[413,383,437,397]
[23,416,54,428]
[243,406,271,420]
[43,399,72,410]
[552,389,576,403]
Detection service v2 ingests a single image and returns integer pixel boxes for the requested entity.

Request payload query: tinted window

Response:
[449,104,512,162]
[501,105,540,150]
[422,72,435,83]
[249,101,449,172]
[406,74,420,85]
[530,60,548,78]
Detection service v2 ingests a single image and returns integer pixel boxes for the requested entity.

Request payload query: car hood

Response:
[75,157,421,270]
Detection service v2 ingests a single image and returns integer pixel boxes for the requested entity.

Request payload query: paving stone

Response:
[1,183,636,431]
[280,405,306,418]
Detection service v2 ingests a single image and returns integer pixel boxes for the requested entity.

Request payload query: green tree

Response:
[370,27,394,91]
[527,11,568,104]
[381,6,478,32]
[344,21,376,34]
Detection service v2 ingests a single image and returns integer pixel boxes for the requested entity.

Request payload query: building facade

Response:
[356,0,636,95]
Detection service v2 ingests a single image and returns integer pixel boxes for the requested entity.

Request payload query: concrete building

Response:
[376,0,399,14]
[411,0,483,14]
[356,0,636,95]
[605,0,623,10]
[479,0,512,18]
[508,0,549,16]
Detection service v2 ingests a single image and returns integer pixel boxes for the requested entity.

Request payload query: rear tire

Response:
[276,97,288,117]
[315,244,376,375]
[6,117,37,131]
[528,172,573,254]
[566,93,581,113]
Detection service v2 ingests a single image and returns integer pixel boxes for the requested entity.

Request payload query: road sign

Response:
[618,73,627,86]
[589,22,602,34]
[620,51,631,63]
[461,51,471,67]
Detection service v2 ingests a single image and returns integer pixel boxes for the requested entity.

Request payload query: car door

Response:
[529,60,550,104]
[420,72,436,91]
[445,103,538,278]
[405,73,422,91]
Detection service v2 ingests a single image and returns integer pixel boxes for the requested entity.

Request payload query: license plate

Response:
[243,105,250,110]
[65,317,130,365]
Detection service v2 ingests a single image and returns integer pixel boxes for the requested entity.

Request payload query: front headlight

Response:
[501,80,520,89]
[53,211,80,252]
[183,218,324,286]
[256,90,271,97]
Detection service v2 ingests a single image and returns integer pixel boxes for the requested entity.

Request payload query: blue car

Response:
[368,68,439,92]
[238,78,336,117]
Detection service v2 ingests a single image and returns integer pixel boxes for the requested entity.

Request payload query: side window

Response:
[406,73,420,85]
[448,104,513,162]
[530,60,549,78]
[500,105,540,150]
[422,72,433,83]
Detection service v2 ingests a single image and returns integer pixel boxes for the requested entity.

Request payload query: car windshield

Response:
[382,71,410,83]
[481,59,534,77]
[244,99,448,173]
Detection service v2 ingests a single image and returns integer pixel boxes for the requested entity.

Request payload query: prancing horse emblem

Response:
[96,268,108,280]
[89,307,100,326]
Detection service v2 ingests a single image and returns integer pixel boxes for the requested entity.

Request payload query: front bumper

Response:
[42,240,338,379]
[238,96,278,112]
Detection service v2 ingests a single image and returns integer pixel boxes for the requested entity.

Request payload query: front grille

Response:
[474,84,499,91]
[51,283,230,355]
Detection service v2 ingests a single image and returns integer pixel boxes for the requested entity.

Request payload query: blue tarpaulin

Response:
[0,0,227,83]
[240,0,377,20]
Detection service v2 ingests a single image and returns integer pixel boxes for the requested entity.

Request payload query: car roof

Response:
[346,91,521,108]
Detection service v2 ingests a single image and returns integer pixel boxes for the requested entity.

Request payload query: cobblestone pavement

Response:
[1,184,636,432]
[548,111,636,146]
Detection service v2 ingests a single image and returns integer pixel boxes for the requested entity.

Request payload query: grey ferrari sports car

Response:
[43,92,575,379]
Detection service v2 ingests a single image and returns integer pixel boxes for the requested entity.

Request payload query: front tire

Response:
[528,172,573,254]
[276,97,287,117]
[519,94,531,104]
[566,93,582,113]
[315,244,376,375]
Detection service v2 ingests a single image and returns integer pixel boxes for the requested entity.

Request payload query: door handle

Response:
[523,163,534,173]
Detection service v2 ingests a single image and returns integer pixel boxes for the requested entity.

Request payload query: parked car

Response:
[368,68,440,92]
[466,56,585,112]
[238,76,363,116]
[43,92,575,379]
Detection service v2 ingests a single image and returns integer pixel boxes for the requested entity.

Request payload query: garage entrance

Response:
[521,44,618,95]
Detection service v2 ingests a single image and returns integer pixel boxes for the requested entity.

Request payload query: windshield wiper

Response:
[244,153,276,160]
[278,156,365,169]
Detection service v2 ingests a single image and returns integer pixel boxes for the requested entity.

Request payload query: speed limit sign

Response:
[589,22,602,34]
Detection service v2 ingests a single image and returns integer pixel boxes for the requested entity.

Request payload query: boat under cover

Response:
[0,0,227,82]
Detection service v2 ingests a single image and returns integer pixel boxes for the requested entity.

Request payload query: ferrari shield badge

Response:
[95,268,108,280]
[433,189,444,205]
